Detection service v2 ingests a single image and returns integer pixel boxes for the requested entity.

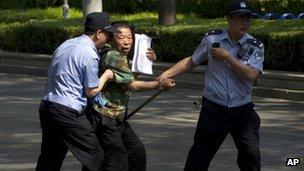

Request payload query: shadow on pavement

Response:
[0,73,303,171]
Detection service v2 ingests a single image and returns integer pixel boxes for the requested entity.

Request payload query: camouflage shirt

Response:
[93,45,134,121]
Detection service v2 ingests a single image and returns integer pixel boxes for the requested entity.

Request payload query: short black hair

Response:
[109,21,135,39]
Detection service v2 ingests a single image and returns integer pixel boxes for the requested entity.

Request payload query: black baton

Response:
[125,90,163,120]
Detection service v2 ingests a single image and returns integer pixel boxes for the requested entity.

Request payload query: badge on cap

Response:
[240,2,246,8]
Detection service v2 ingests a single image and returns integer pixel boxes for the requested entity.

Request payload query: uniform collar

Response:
[221,30,249,46]
[80,34,98,53]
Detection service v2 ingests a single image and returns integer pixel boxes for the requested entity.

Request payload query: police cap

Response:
[84,12,118,33]
[228,0,255,17]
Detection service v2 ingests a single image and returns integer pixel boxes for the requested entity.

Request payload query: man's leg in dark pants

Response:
[64,113,104,171]
[36,102,68,171]
[98,116,129,171]
[36,101,104,171]
[122,122,146,171]
[184,99,230,171]
[230,105,261,171]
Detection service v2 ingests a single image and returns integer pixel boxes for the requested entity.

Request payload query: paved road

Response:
[0,73,303,171]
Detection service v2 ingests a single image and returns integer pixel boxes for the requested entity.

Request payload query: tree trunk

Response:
[158,0,176,25]
[82,0,103,17]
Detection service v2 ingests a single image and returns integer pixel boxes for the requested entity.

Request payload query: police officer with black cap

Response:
[36,12,118,171]
[157,0,264,170]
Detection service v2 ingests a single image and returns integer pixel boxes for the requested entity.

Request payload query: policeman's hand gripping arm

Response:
[85,69,114,98]
[159,78,176,91]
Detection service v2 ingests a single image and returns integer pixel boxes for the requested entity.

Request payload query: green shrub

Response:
[1,0,304,19]
[194,0,235,18]
[133,17,227,61]
[0,8,82,23]
[1,10,304,72]
[249,19,304,71]
[0,0,60,9]
[0,22,68,53]
[251,0,304,14]
[263,31,304,71]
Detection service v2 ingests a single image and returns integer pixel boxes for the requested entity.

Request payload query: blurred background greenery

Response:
[0,0,303,71]
[1,0,304,18]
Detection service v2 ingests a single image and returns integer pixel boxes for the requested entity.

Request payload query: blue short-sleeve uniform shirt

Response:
[192,29,264,107]
[43,34,100,112]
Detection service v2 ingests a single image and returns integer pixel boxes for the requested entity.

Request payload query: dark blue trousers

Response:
[86,111,146,171]
[184,97,261,171]
[36,100,104,171]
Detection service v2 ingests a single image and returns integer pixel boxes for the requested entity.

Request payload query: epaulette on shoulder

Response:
[245,38,264,49]
[205,29,223,36]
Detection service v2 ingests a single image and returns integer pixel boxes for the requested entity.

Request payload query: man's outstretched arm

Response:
[156,56,198,82]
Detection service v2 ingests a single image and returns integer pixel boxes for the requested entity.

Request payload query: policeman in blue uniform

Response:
[157,0,264,170]
[36,12,117,171]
